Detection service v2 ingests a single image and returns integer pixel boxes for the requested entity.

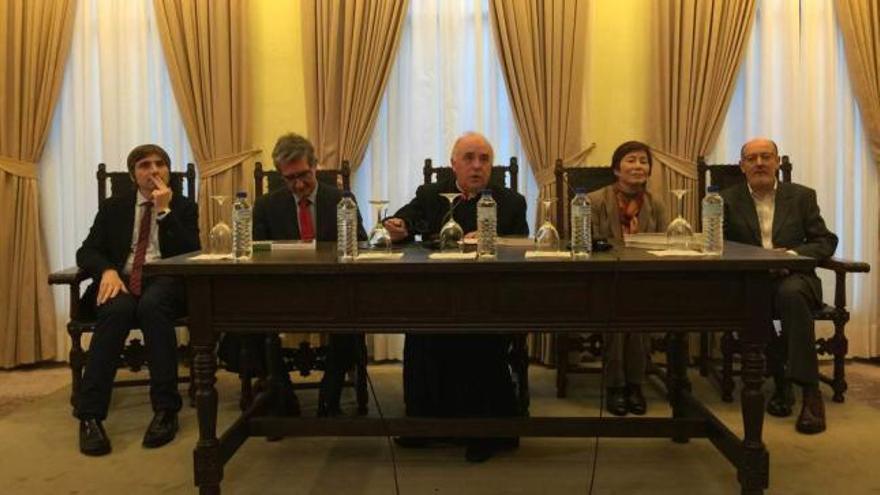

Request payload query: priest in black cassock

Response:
[383,132,528,462]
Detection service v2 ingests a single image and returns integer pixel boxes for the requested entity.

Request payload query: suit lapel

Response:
[772,183,793,243]
[315,183,335,240]
[732,185,762,245]
[604,187,623,240]
[117,193,138,256]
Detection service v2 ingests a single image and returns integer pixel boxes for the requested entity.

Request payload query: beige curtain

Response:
[489,0,591,190]
[649,0,756,224]
[837,0,880,167]
[153,0,259,244]
[489,0,591,364]
[302,0,408,171]
[0,0,76,368]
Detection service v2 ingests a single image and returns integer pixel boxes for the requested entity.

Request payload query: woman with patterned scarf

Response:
[589,141,668,416]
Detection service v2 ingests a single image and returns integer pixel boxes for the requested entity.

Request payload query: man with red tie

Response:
[248,133,366,416]
[75,144,200,456]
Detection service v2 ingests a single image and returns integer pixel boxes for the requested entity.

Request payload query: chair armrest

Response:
[48,266,90,286]
[819,257,870,274]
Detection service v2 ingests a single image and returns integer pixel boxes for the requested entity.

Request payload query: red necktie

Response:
[298,197,315,241]
[129,201,153,297]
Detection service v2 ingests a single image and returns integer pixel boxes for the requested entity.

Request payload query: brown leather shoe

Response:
[795,386,826,434]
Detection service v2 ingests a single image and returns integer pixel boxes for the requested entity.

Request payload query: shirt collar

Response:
[747,180,777,200]
[136,190,153,207]
[293,185,318,205]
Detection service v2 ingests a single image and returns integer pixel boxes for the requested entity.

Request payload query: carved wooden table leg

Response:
[667,332,691,444]
[193,345,221,494]
[739,273,771,495]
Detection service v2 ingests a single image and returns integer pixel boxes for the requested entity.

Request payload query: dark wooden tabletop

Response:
[145,240,816,276]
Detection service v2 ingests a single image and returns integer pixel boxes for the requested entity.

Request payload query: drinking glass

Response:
[439,192,464,252]
[534,198,560,252]
[209,195,232,255]
[367,199,392,253]
[666,189,694,250]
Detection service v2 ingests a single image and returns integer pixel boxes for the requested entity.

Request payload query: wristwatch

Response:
[157,207,171,220]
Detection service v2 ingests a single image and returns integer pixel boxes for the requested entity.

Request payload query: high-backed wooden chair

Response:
[696,156,870,402]
[422,156,519,192]
[235,160,369,415]
[551,159,671,398]
[422,158,529,415]
[48,162,197,408]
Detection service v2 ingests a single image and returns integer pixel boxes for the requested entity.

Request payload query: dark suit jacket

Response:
[252,182,367,241]
[721,182,837,260]
[392,178,529,240]
[77,192,200,280]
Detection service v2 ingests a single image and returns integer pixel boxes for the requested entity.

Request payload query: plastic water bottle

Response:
[232,191,252,260]
[336,192,359,261]
[570,188,592,259]
[702,185,724,256]
[477,189,497,259]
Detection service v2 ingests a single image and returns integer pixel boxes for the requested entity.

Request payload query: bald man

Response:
[383,132,528,462]
[721,138,838,434]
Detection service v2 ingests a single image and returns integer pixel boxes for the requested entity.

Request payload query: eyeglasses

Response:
[282,170,315,184]
[742,153,777,163]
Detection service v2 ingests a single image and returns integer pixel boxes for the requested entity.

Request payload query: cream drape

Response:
[837,0,880,167]
[302,0,408,172]
[153,0,258,244]
[489,0,591,364]
[489,0,591,190]
[0,0,76,368]
[650,0,756,223]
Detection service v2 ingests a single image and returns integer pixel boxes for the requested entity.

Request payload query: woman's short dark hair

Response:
[611,140,653,173]
[272,133,318,169]
[126,144,171,176]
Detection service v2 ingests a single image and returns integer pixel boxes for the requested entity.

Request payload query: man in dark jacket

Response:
[384,132,528,462]
[222,133,367,417]
[722,138,838,434]
[76,144,199,455]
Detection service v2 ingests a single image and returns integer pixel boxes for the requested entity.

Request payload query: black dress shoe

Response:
[142,410,179,448]
[767,385,795,418]
[795,386,826,434]
[465,439,494,463]
[79,418,111,456]
[626,384,647,416]
[606,387,628,416]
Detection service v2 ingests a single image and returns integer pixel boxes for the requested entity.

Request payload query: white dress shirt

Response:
[748,181,777,250]
[123,191,165,274]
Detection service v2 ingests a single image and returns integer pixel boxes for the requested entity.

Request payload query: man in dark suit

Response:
[75,144,200,455]
[227,132,367,417]
[384,132,529,462]
[721,137,838,434]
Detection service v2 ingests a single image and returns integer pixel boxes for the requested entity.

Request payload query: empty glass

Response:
[209,195,232,255]
[368,199,392,253]
[439,192,464,252]
[535,198,560,252]
[666,189,694,250]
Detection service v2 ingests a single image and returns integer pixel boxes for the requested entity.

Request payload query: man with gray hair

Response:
[220,132,367,417]
[383,132,528,462]
[722,137,838,434]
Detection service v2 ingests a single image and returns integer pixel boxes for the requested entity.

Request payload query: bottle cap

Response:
[480,189,493,196]
[574,187,587,194]
[236,191,247,198]
[707,185,721,193]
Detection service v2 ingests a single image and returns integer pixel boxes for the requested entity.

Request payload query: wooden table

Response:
[147,241,815,495]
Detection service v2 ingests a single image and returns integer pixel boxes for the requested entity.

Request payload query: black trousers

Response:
[218,333,362,409]
[76,276,184,420]
[773,271,822,387]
